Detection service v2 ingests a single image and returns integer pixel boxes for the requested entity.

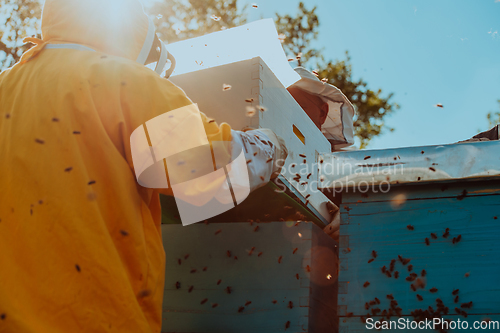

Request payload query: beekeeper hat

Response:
[290,67,355,148]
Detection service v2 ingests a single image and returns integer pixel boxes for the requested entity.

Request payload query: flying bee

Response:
[368,259,374,264]
[278,256,283,264]
[364,156,371,160]
[421,269,427,277]
[299,154,306,158]
[364,281,370,288]
[372,250,377,258]
[212,303,218,308]
[177,259,182,265]
[190,269,197,274]
[408,265,413,272]
[385,271,392,278]
[217,279,222,285]
[258,252,263,257]
[245,301,252,306]
[417,295,423,301]
[407,225,414,231]
[293,248,298,254]
[394,271,399,279]
[285,321,290,330]
[188,286,193,293]
[431,233,437,239]
[175,282,181,289]
[288,301,293,309]
[452,289,459,295]
[225,286,232,294]
[425,238,430,246]
[254,226,260,232]
[238,306,244,313]
[374,297,380,304]
[227,251,231,258]
[200,298,208,305]
[430,287,438,293]
[184,254,190,260]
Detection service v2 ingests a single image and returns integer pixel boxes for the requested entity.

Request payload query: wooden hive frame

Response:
[169,57,334,226]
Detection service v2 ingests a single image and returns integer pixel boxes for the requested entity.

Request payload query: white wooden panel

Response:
[170,57,334,225]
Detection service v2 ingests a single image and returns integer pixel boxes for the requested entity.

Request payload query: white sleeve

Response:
[230,129,276,192]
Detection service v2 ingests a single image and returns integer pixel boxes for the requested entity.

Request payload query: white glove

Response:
[230,129,288,192]
[256,128,288,178]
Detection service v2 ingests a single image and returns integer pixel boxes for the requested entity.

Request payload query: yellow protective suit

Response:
[0,0,232,332]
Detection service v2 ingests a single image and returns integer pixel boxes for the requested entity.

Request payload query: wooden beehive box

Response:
[319,142,500,332]
[169,57,333,225]
[161,222,338,333]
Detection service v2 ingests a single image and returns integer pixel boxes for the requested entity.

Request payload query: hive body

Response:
[161,222,338,332]
[337,179,500,332]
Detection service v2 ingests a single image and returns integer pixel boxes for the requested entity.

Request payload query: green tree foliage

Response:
[0,0,42,70]
[486,100,500,128]
[276,2,399,149]
[274,2,322,67]
[148,0,246,44]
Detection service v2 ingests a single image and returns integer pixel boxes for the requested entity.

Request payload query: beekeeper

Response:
[287,67,356,151]
[0,0,286,332]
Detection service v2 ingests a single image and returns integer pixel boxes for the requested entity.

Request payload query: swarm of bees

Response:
[352,224,473,332]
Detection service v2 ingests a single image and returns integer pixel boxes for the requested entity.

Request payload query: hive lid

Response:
[319,140,500,189]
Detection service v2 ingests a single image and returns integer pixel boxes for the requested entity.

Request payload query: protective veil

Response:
[0,0,237,332]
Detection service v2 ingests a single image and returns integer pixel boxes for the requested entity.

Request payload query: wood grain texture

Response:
[337,180,500,330]
[161,221,338,333]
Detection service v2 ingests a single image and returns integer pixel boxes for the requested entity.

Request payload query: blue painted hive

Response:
[318,141,500,332]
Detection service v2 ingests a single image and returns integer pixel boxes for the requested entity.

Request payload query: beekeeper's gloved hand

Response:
[257,128,288,178]
[231,128,287,192]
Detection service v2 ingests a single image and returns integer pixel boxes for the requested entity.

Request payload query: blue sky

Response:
[235,0,500,150]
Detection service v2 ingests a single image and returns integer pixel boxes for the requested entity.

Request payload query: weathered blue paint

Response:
[337,180,500,332]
